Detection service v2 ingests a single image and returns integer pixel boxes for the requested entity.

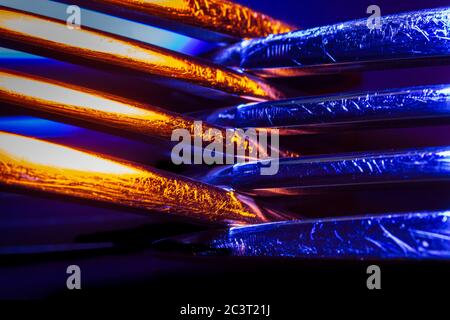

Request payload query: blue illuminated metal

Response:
[214,7,450,76]
[166,211,450,259]
[204,146,450,195]
[204,85,450,131]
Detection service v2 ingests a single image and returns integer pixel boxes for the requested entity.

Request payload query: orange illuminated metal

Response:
[0,69,283,160]
[91,0,295,38]
[0,7,281,100]
[0,131,268,224]
[0,69,201,139]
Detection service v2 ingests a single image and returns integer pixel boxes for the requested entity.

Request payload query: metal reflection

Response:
[0,131,269,224]
[204,146,450,195]
[161,211,450,259]
[0,7,281,99]
[90,0,294,38]
[0,69,288,160]
[214,7,450,76]
[0,69,201,139]
[1,0,214,55]
[203,85,450,131]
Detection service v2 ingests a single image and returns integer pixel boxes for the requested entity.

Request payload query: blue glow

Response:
[0,0,215,55]
[197,211,450,259]
[206,84,450,128]
[204,145,450,194]
[0,47,46,59]
[214,7,450,70]
[0,116,81,138]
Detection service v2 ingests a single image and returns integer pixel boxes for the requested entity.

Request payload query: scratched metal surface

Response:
[0,0,450,300]
[205,84,450,129]
[203,146,450,193]
[214,7,450,75]
[167,211,450,259]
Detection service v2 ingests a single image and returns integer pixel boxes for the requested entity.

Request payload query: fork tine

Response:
[203,146,450,196]
[0,68,213,139]
[0,7,282,100]
[65,0,295,39]
[213,7,450,77]
[156,211,450,259]
[0,69,295,160]
[0,130,274,224]
[203,85,450,132]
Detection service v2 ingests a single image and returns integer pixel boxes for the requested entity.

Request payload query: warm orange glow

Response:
[0,70,289,160]
[0,8,281,100]
[1,132,139,174]
[0,131,266,224]
[0,69,197,138]
[92,0,295,38]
